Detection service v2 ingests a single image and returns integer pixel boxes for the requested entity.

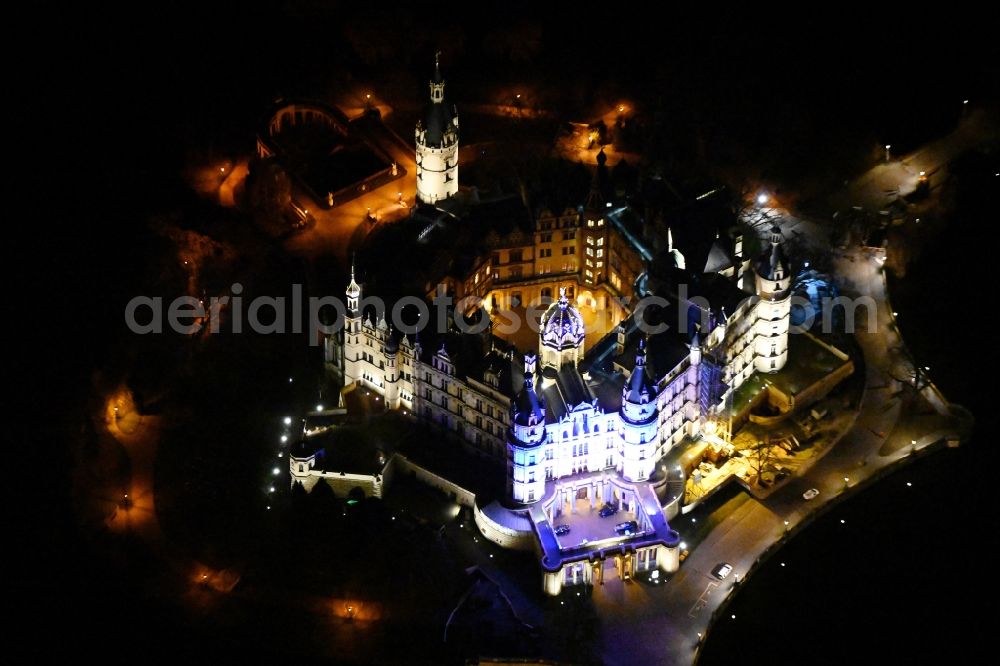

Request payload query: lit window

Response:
[597,238,604,246]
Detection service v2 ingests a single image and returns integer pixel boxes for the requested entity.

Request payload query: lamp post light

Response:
[885,144,891,162]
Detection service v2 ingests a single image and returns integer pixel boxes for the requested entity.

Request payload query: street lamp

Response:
[757,192,769,205]
[885,144,891,162]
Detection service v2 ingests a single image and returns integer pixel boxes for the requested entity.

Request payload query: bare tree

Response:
[745,435,777,487]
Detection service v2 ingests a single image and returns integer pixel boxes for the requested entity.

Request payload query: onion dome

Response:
[540,288,585,351]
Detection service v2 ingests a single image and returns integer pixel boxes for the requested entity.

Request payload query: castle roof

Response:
[512,366,546,427]
[755,225,788,281]
[623,338,657,404]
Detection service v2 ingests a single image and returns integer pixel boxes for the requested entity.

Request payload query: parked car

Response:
[554,524,571,536]
[599,503,618,518]
[712,563,733,580]
[803,488,820,500]
[615,520,638,535]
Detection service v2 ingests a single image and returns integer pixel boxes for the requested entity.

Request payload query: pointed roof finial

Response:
[346,256,361,299]
[432,50,443,83]
[558,286,568,308]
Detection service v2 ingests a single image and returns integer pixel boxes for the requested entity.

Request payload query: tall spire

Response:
[624,335,655,405]
[346,260,361,299]
[431,50,444,86]
[585,162,604,212]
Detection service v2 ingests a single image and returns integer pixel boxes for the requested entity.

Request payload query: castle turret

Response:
[507,354,547,504]
[415,52,459,205]
[689,329,702,367]
[344,264,363,384]
[754,226,791,373]
[384,328,400,409]
[620,337,659,481]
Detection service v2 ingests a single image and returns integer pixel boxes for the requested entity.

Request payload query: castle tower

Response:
[344,264,363,384]
[582,164,608,287]
[619,337,659,482]
[753,226,791,373]
[384,328,400,410]
[415,52,459,205]
[507,354,547,504]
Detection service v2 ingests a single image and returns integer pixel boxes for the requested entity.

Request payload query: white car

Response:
[712,563,733,580]
[803,488,820,500]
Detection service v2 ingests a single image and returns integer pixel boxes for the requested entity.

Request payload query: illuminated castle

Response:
[313,227,792,594]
